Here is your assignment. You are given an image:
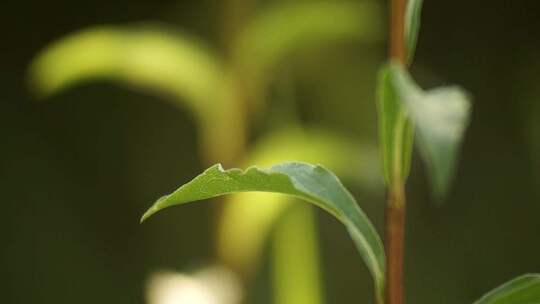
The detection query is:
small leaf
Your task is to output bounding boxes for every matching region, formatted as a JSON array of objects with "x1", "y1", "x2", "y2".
[
  {"x1": 405, "y1": 0, "x2": 424, "y2": 64},
  {"x1": 389, "y1": 63, "x2": 471, "y2": 198},
  {"x1": 473, "y1": 274, "x2": 540, "y2": 304},
  {"x1": 142, "y1": 162, "x2": 386, "y2": 303},
  {"x1": 376, "y1": 64, "x2": 415, "y2": 186}
]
